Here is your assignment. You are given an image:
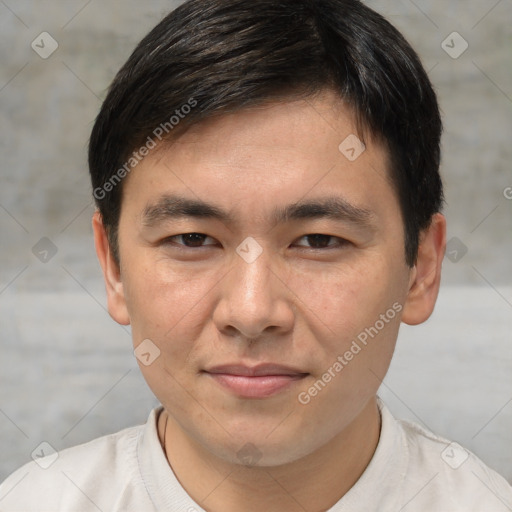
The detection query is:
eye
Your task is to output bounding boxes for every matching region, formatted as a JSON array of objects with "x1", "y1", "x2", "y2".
[
  {"x1": 293, "y1": 234, "x2": 350, "y2": 250},
  {"x1": 162, "y1": 233, "x2": 349, "y2": 251},
  {"x1": 163, "y1": 233, "x2": 218, "y2": 248}
]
